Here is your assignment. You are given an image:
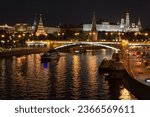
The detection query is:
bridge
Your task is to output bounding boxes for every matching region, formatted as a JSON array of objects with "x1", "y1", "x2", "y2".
[
  {"x1": 26, "y1": 41, "x2": 121, "y2": 51},
  {"x1": 26, "y1": 40, "x2": 150, "y2": 51},
  {"x1": 53, "y1": 41, "x2": 120, "y2": 51}
]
